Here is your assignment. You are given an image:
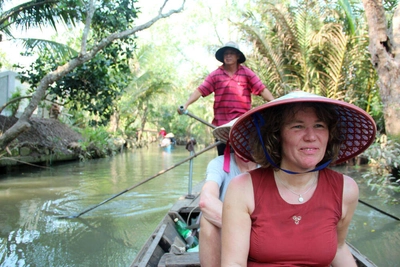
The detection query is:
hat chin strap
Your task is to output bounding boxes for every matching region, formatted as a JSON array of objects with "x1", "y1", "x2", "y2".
[
  {"x1": 252, "y1": 113, "x2": 332, "y2": 175},
  {"x1": 223, "y1": 141, "x2": 231, "y2": 173}
]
